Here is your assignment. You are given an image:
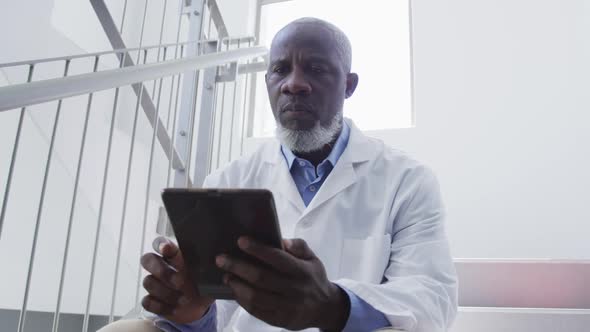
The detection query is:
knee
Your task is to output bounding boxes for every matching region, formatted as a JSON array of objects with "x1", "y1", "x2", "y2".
[{"x1": 98, "y1": 319, "x2": 161, "y2": 332}]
